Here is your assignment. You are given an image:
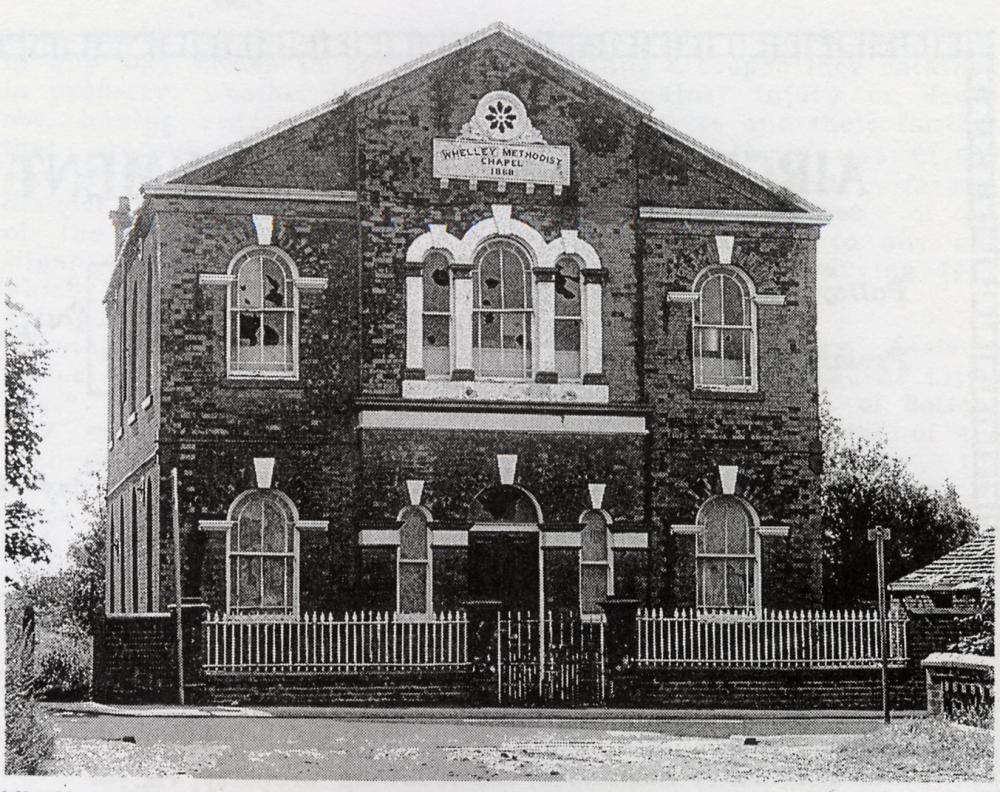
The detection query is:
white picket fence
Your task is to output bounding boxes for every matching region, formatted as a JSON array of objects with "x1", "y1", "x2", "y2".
[
  {"x1": 203, "y1": 611, "x2": 469, "y2": 674},
  {"x1": 636, "y1": 608, "x2": 908, "y2": 668}
]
